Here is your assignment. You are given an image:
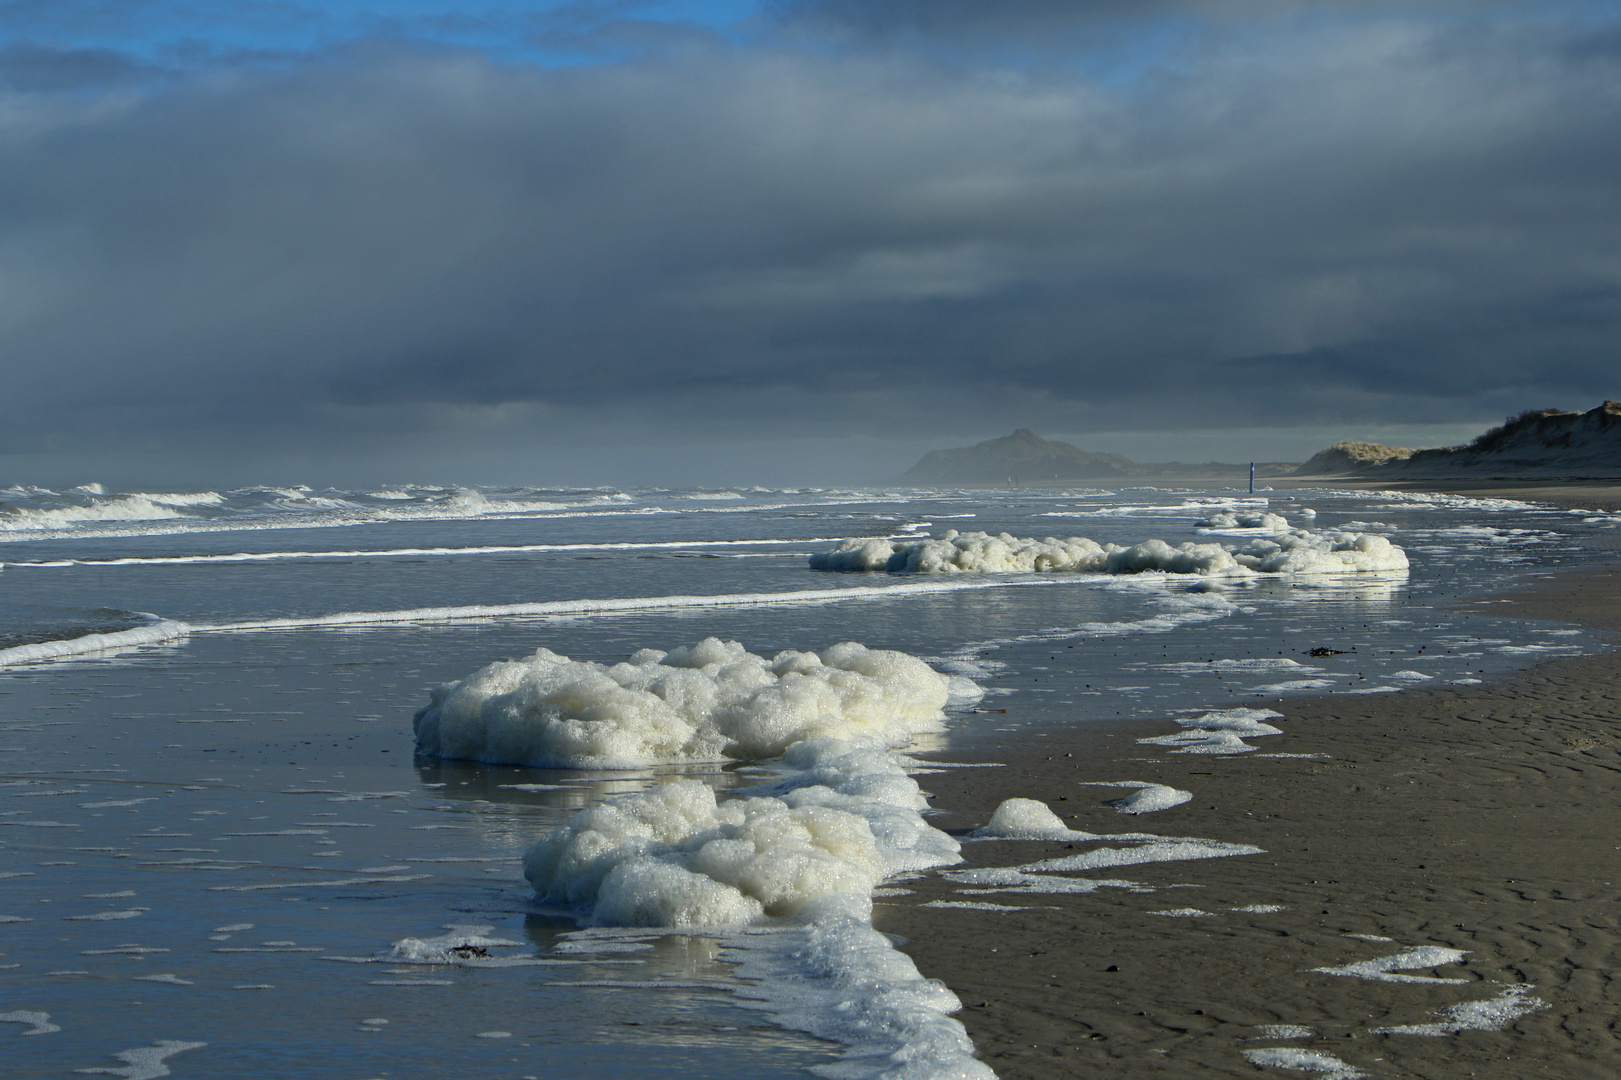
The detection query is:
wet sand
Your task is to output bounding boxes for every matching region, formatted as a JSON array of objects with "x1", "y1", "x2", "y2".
[{"x1": 882, "y1": 533, "x2": 1621, "y2": 1077}]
